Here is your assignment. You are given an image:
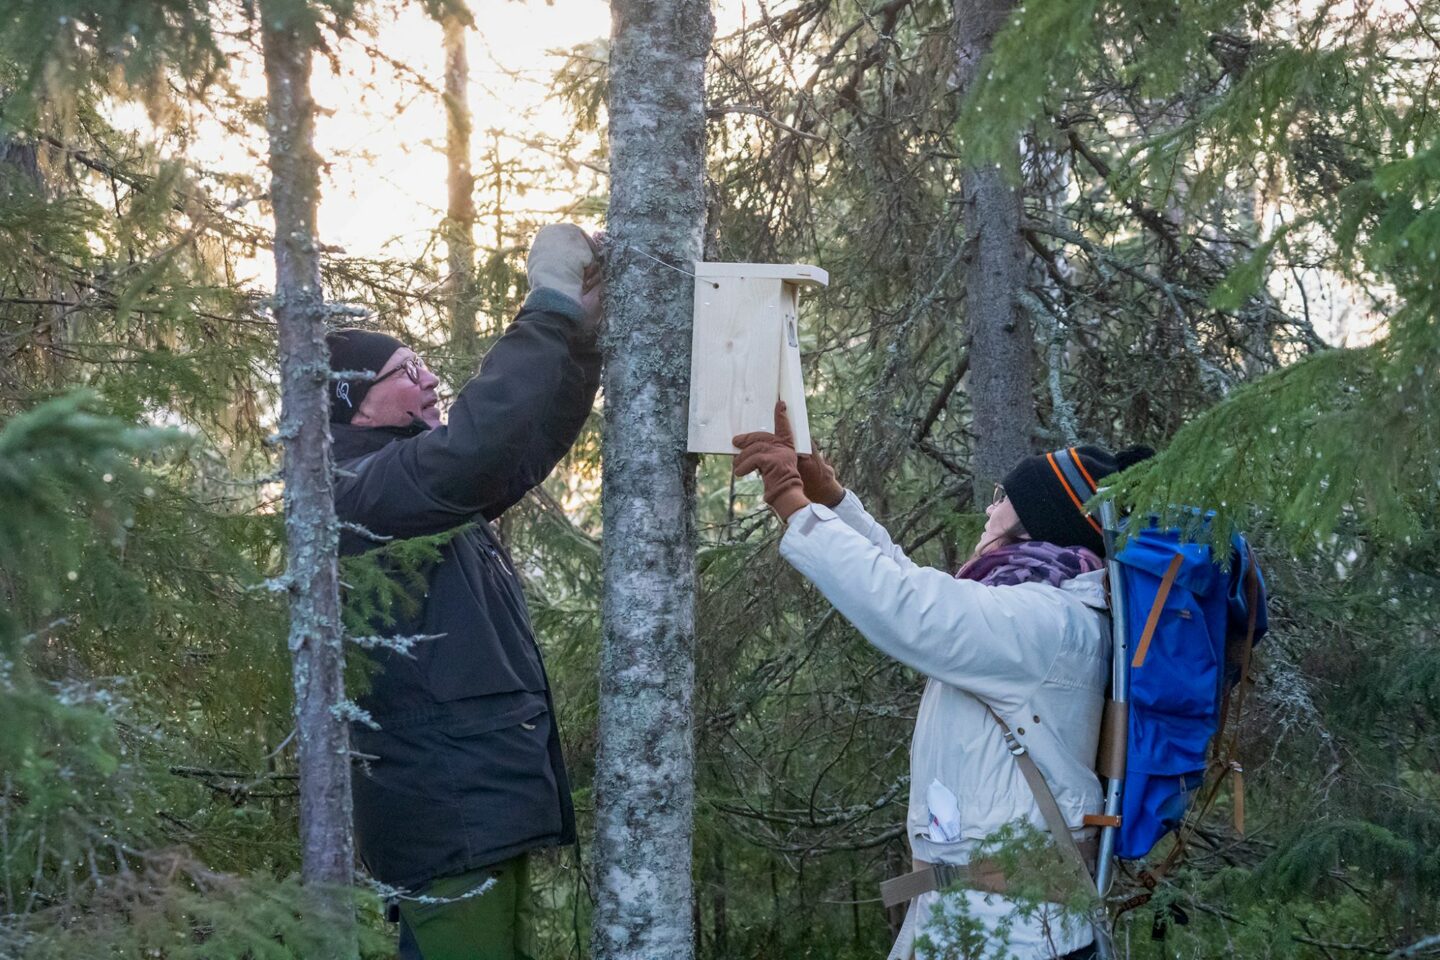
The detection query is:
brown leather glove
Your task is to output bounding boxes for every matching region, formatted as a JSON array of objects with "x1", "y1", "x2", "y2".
[
  {"x1": 732, "y1": 402, "x2": 809, "y2": 521},
  {"x1": 797, "y1": 446, "x2": 845, "y2": 508}
]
